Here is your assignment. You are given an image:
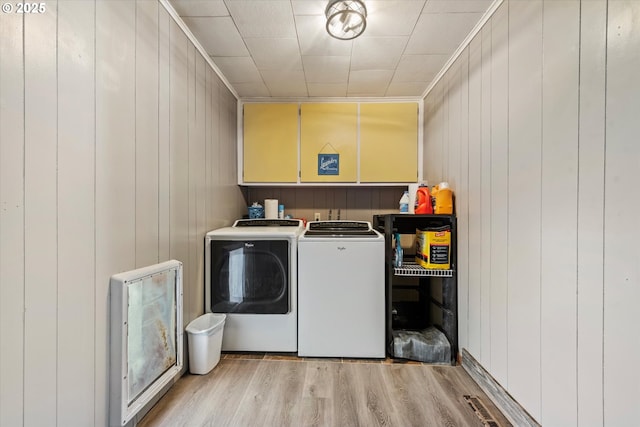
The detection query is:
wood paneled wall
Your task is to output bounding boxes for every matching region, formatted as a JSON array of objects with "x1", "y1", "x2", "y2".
[
  {"x1": 0, "y1": 1, "x2": 245, "y2": 426},
  {"x1": 424, "y1": 0, "x2": 639, "y2": 425}
]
